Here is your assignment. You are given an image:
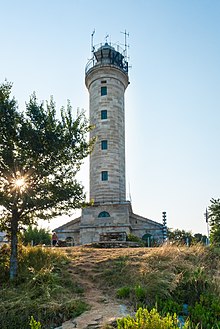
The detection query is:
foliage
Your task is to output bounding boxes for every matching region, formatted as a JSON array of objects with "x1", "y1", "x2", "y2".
[
  {"x1": 0, "y1": 81, "x2": 93, "y2": 279},
  {"x1": 126, "y1": 233, "x2": 144, "y2": 245},
  {"x1": 117, "y1": 286, "x2": 131, "y2": 299},
  {"x1": 191, "y1": 294, "x2": 220, "y2": 328},
  {"x1": 93, "y1": 245, "x2": 220, "y2": 328},
  {"x1": 117, "y1": 307, "x2": 191, "y2": 329},
  {"x1": 29, "y1": 316, "x2": 41, "y2": 329},
  {"x1": 0, "y1": 245, "x2": 88, "y2": 329},
  {"x1": 0, "y1": 243, "x2": 10, "y2": 282},
  {"x1": 22, "y1": 225, "x2": 51, "y2": 246},
  {"x1": 208, "y1": 198, "x2": 220, "y2": 246},
  {"x1": 168, "y1": 229, "x2": 208, "y2": 246}
]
